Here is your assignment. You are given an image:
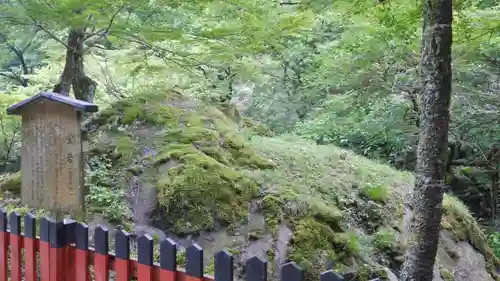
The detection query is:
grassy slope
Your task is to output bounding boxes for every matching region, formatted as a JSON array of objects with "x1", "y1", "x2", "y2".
[{"x1": 245, "y1": 136, "x2": 500, "y2": 280}]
